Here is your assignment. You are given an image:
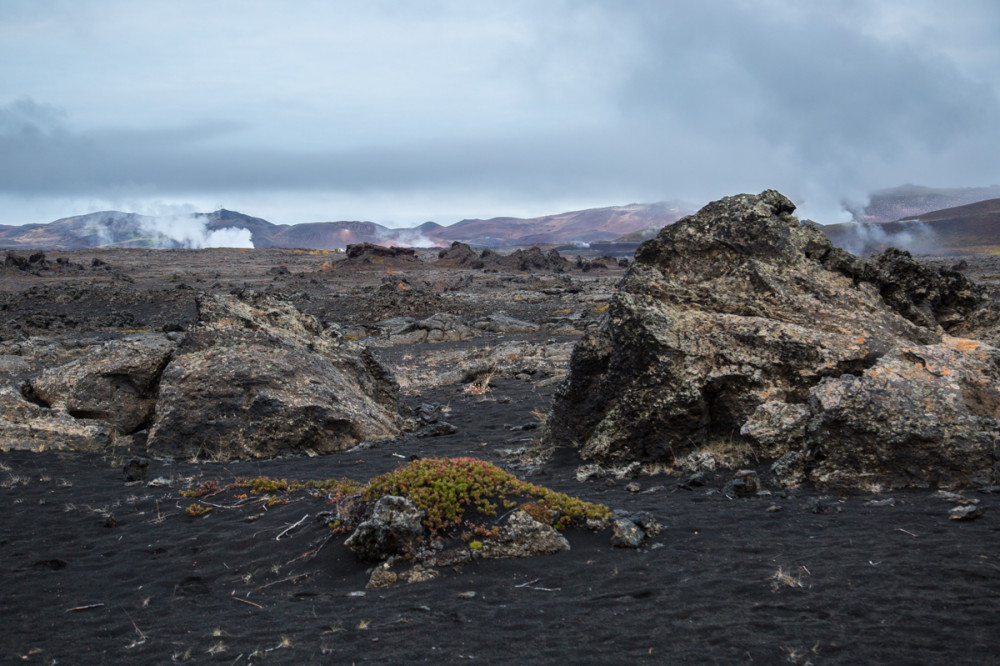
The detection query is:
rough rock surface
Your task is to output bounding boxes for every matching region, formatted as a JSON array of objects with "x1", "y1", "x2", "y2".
[
  {"x1": 0, "y1": 386, "x2": 114, "y2": 452},
  {"x1": 435, "y1": 242, "x2": 485, "y2": 269},
  {"x1": 339, "y1": 243, "x2": 423, "y2": 269},
  {"x1": 387, "y1": 313, "x2": 478, "y2": 345},
  {"x1": 478, "y1": 510, "x2": 570, "y2": 559},
  {"x1": 146, "y1": 290, "x2": 400, "y2": 459},
  {"x1": 361, "y1": 281, "x2": 448, "y2": 322},
  {"x1": 345, "y1": 495, "x2": 426, "y2": 561},
  {"x1": 546, "y1": 190, "x2": 1000, "y2": 489},
  {"x1": 784, "y1": 337, "x2": 1000, "y2": 489},
  {"x1": 481, "y1": 247, "x2": 570, "y2": 272},
  {"x1": 29, "y1": 335, "x2": 175, "y2": 434}
]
